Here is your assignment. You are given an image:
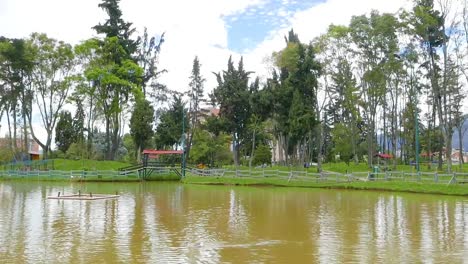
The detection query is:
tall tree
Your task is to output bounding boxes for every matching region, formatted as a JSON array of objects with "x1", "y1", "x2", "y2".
[
  {"x1": 186, "y1": 56, "x2": 205, "y2": 161},
  {"x1": 271, "y1": 29, "x2": 320, "y2": 165},
  {"x1": 212, "y1": 56, "x2": 252, "y2": 166},
  {"x1": 93, "y1": 0, "x2": 138, "y2": 58},
  {"x1": 74, "y1": 38, "x2": 102, "y2": 158},
  {"x1": 130, "y1": 90, "x2": 154, "y2": 161},
  {"x1": 0, "y1": 37, "x2": 34, "y2": 154},
  {"x1": 55, "y1": 111, "x2": 75, "y2": 153},
  {"x1": 349, "y1": 11, "x2": 400, "y2": 167},
  {"x1": 154, "y1": 95, "x2": 187, "y2": 150},
  {"x1": 27, "y1": 33, "x2": 75, "y2": 158},
  {"x1": 136, "y1": 28, "x2": 166, "y2": 98},
  {"x1": 84, "y1": 37, "x2": 143, "y2": 160}
]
